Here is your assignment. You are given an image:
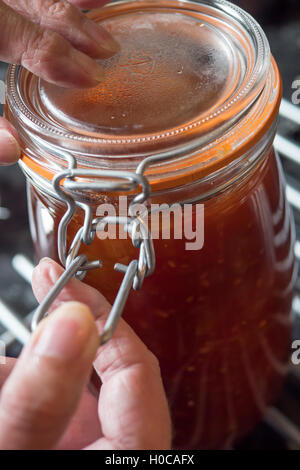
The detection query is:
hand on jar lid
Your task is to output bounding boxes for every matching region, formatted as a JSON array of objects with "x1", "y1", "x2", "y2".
[{"x1": 0, "y1": 0, "x2": 120, "y2": 165}]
